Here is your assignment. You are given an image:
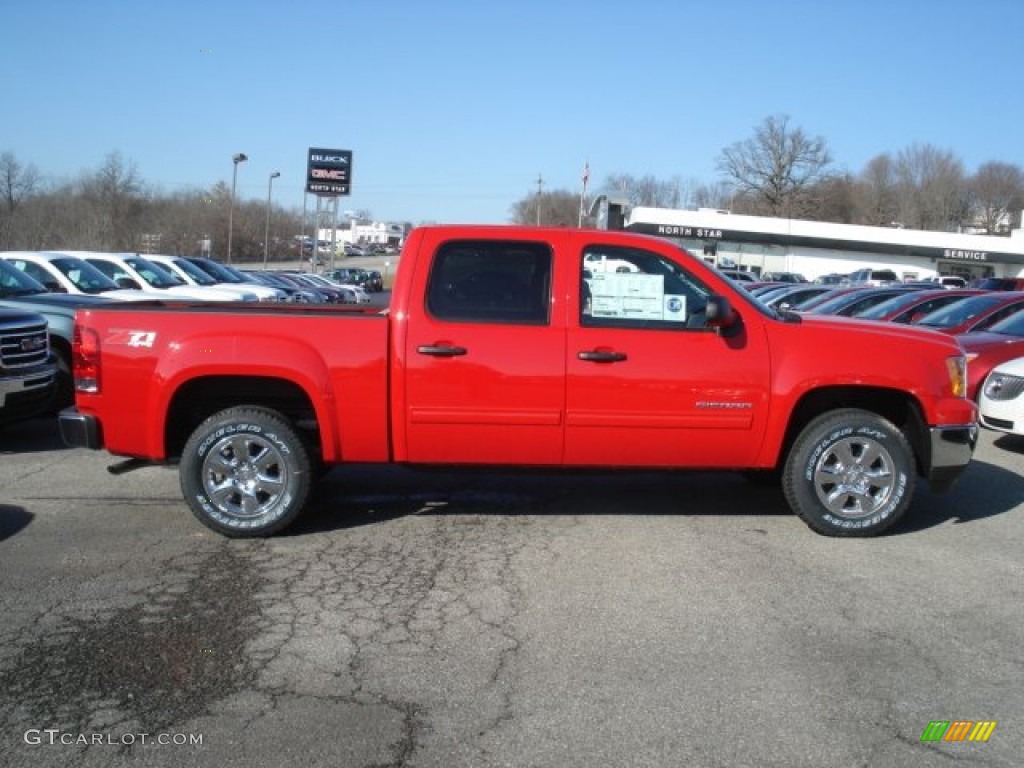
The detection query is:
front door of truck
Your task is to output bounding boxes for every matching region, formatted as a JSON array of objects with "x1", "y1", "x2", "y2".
[
  {"x1": 402, "y1": 236, "x2": 565, "y2": 464},
  {"x1": 566, "y1": 241, "x2": 771, "y2": 467}
]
